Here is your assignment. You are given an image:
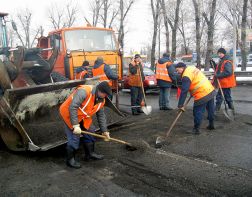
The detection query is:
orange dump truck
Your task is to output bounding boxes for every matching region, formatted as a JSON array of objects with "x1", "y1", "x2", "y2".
[{"x1": 37, "y1": 26, "x2": 123, "y2": 89}]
